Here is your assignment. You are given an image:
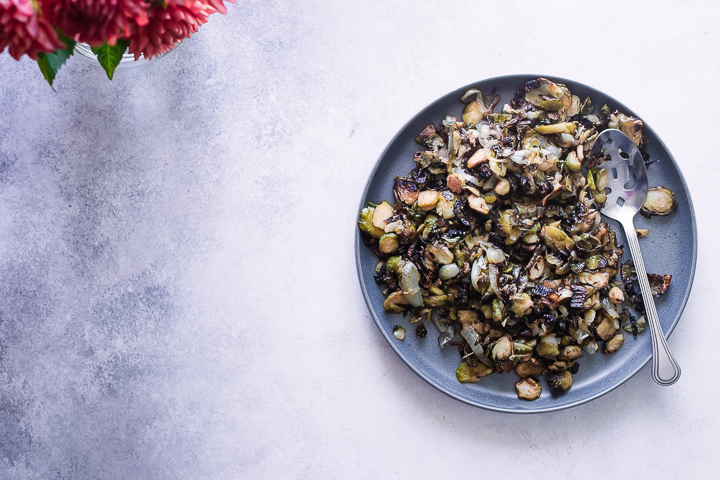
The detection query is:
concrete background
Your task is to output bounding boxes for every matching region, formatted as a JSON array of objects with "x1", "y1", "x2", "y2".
[{"x1": 0, "y1": 1, "x2": 717, "y2": 478}]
